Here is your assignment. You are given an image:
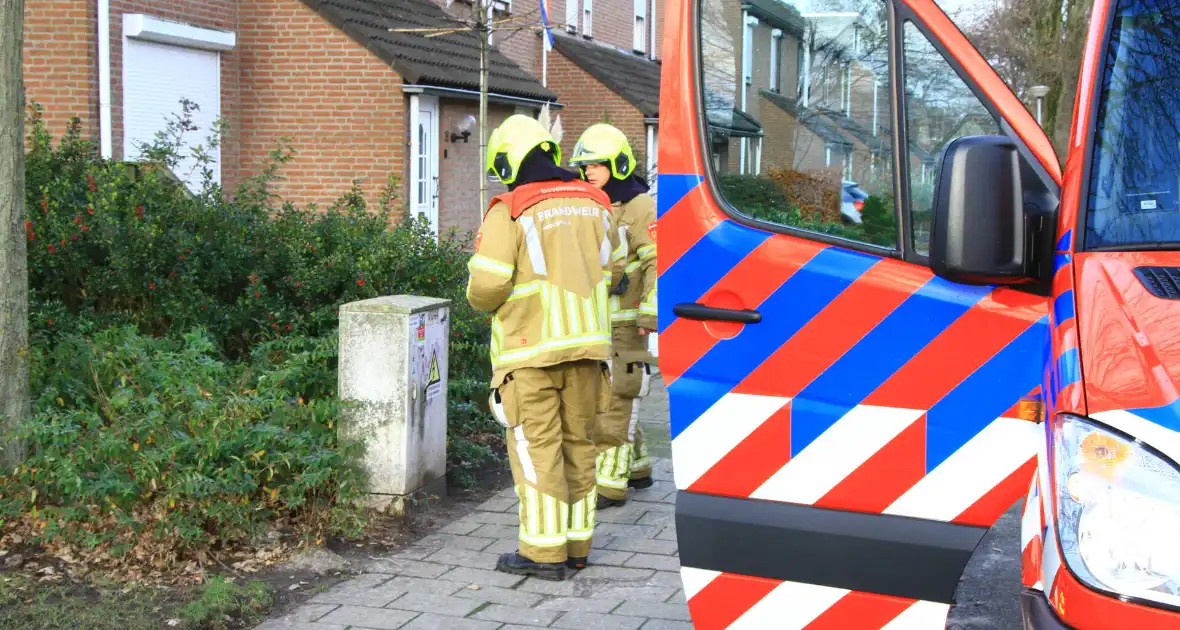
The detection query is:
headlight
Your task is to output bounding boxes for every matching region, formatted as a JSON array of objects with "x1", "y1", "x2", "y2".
[{"x1": 1053, "y1": 414, "x2": 1180, "y2": 608}]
